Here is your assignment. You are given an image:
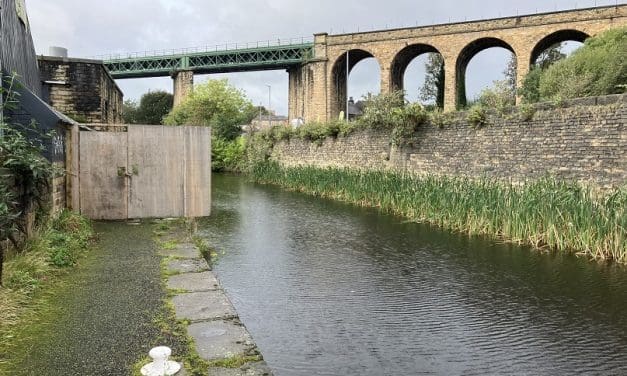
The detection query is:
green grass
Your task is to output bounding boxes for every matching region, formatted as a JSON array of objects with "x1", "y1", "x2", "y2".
[
  {"x1": 0, "y1": 211, "x2": 94, "y2": 356},
  {"x1": 207, "y1": 355, "x2": 262, "y2": 368},
  {"x1": 250, "y1": 162, "x2": 626, "y2": 263}
]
